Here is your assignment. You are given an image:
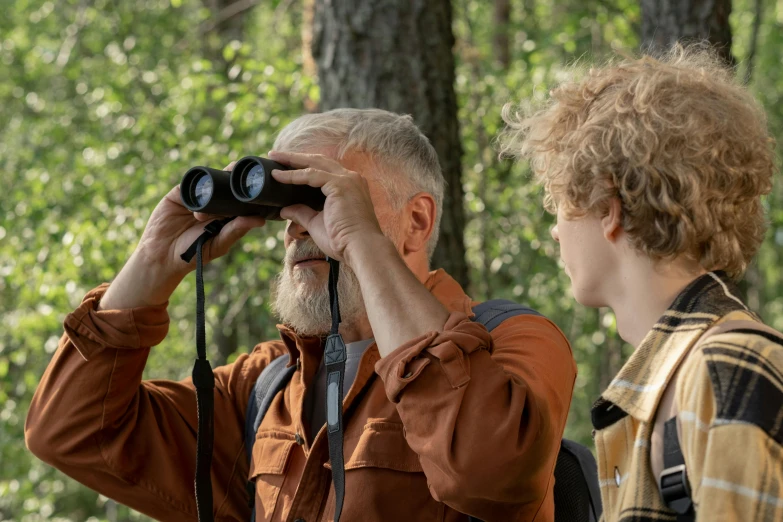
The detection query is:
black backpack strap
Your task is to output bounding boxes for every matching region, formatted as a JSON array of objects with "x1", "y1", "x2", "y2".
[
  {"x1": 660, "y1": 417, "x2": 695, "y2": 521},
  {"x1": 558, "y1": 439, "x2": 603, "y2": 522},
  {"x1": 244, "y1": 353, "x2": 295, "y2": 520},
  {"x1": 471, "y1": 299, "x2": 542, "y2": 331}
]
